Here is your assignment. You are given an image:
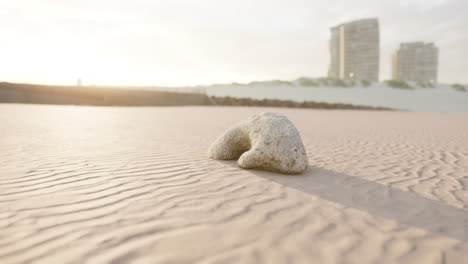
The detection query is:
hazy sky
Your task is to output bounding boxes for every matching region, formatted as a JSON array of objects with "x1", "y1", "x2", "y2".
[{"x1": 1, "y1": 0, "x2": 467, "y2": 86}]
